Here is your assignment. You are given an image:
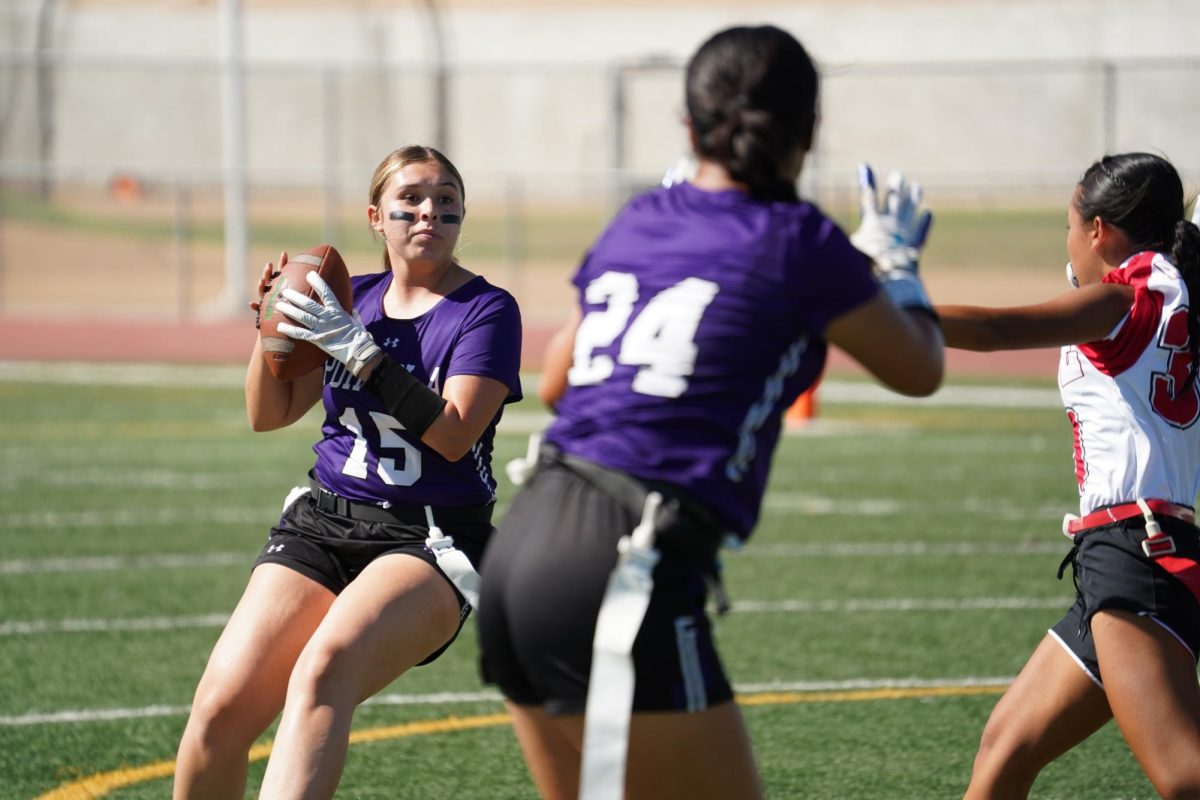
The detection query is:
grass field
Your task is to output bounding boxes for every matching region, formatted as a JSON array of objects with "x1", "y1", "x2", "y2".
[{"x1": 0, "y1": 365, "x2": 1163, "y2": 799}]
